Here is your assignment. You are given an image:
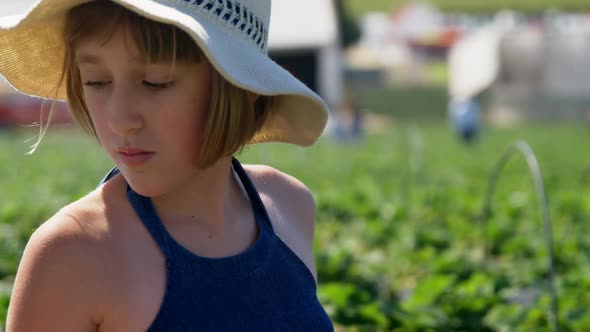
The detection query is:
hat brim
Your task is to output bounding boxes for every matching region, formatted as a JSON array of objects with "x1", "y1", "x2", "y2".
[{"x1": 0, "y1": 0, "x2": 328, "y2": 146}]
